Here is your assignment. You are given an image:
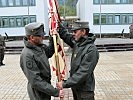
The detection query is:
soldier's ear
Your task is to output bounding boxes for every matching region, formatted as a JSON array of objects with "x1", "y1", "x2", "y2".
[
  {"x1": 81, "y1": 29, "x2": 86, "y2": 35},
  {"x1": 29, "y1": 35, "x2": 34, "y2": 40}
]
